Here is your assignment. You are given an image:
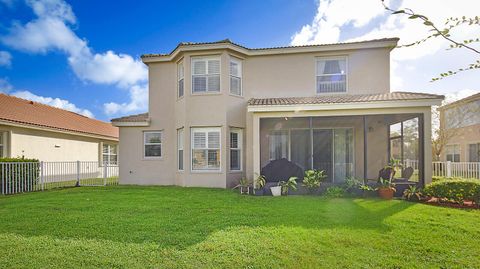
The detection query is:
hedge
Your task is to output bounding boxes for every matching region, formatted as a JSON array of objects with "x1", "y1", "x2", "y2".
[
  {"x1": 424, "y1": 179, "x2": 480, "y2": 205},
  {"x1": 0, "y1": 158, "x2": 40, "y2": 192}
]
